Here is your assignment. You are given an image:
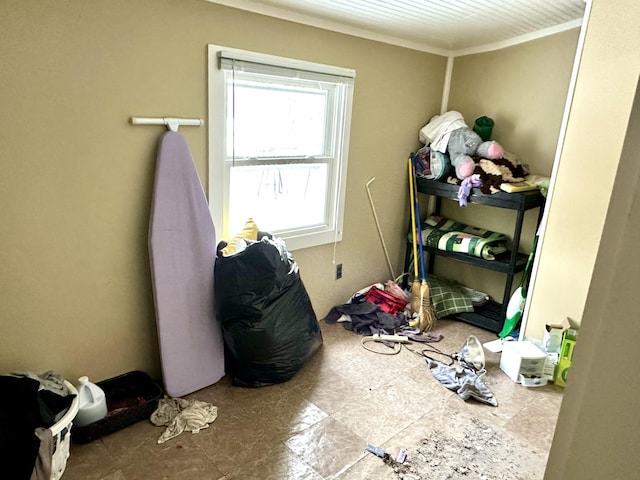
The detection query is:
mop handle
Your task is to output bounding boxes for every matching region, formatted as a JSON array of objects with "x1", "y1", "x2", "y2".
[
  {"x1": 366, "y1": 177, "x2": 395, "y2": 280},
  {"x1": 408, "y1": 158, "x2": 419, "y2": 278},
  {"x1": 522, "y1": 234, "x2": 540, "y2": 294}
]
